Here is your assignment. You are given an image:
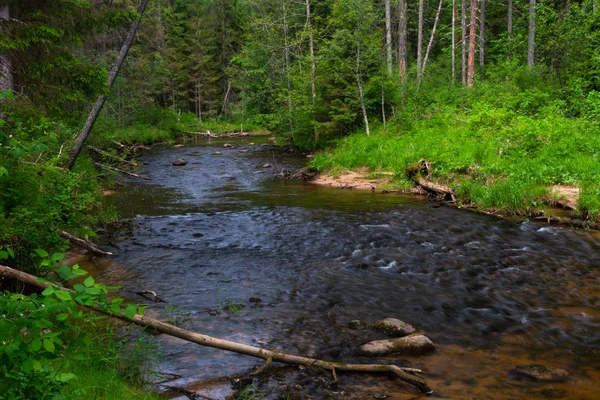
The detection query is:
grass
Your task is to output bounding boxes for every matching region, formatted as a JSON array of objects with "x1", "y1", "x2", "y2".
[{"x1": 311, "y1": 84, "x2": 600, "y2": 218}]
